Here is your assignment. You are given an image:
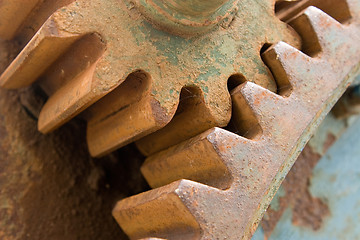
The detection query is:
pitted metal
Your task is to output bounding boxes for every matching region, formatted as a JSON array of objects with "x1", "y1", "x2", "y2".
[
  {"x1": 133, "y1": 0, "x2": 240, "y2": 36},
  {"x1": 0, "y1": 0, "x2": 299, "y2": 157},
  {"x1": 113, "y1": 2, "x2": 360, "y2": 239},
  {"x1": 0, "y1": 0, "x2": 359, "y2": 239}
]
